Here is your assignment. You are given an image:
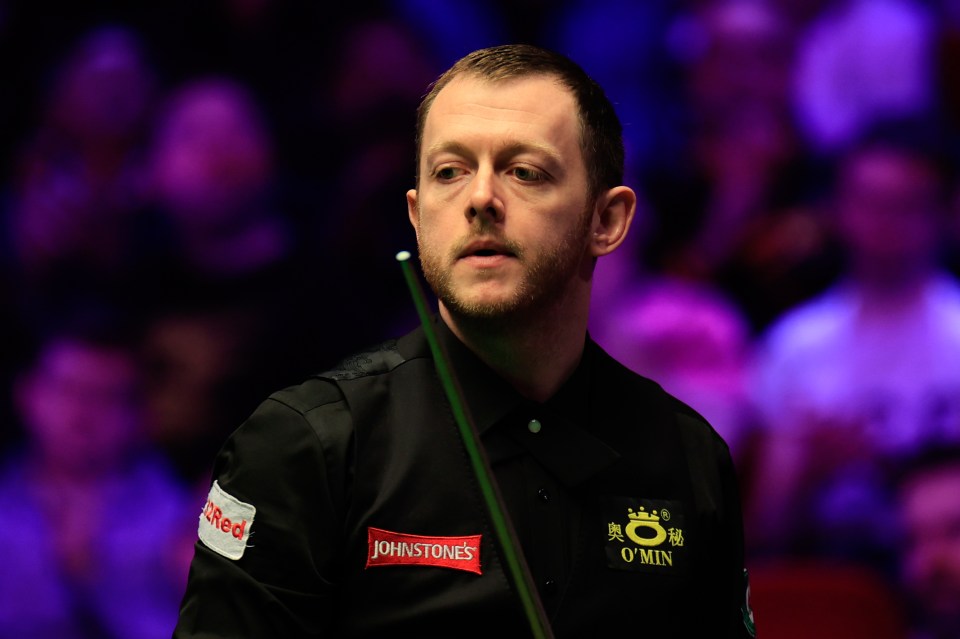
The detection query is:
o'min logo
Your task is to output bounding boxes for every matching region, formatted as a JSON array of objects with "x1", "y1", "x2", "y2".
[{"x1": 602, "y1": 498, "x2": 687, "y2": 573}]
